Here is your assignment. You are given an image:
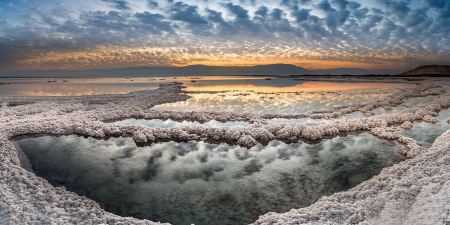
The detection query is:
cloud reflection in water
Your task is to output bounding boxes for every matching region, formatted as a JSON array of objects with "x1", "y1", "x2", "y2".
[{"x1": 16, "y1": 133, "x2": 404, "y2": 225}]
